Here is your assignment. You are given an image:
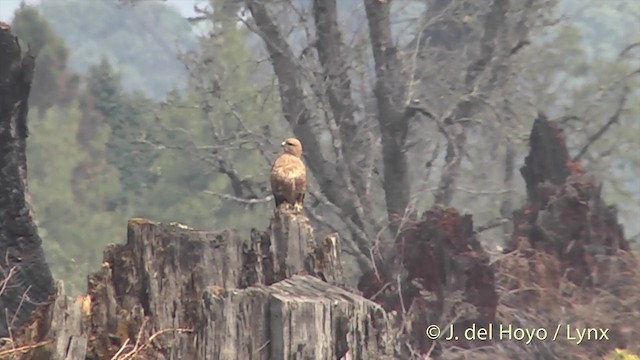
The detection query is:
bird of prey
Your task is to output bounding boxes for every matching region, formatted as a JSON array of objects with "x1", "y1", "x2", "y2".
[{"x1": 270, "y1": 138, "x2": 306, "y2": 212}]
